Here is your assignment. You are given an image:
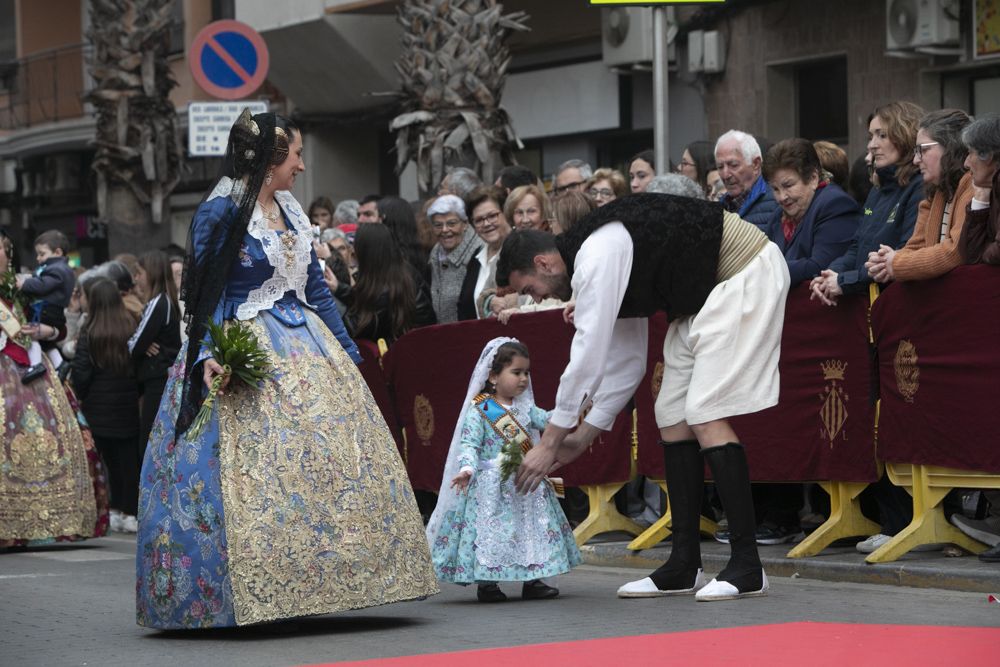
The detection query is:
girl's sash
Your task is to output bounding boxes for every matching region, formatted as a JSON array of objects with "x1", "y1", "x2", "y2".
[{"x1": 473, "y1": 393, "x2": 564, "y2": 497}]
